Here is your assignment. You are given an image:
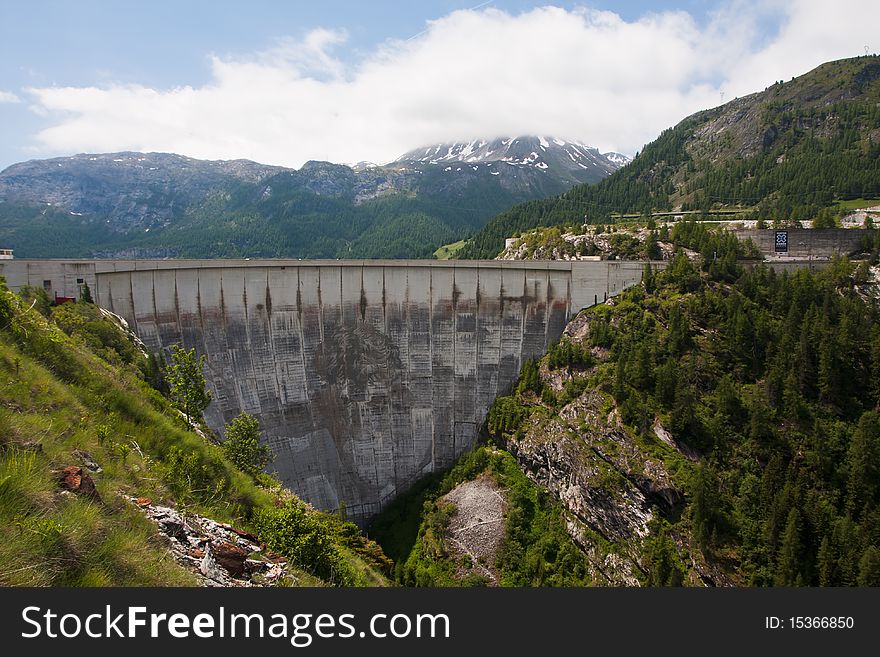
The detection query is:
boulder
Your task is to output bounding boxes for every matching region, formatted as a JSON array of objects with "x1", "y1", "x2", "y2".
[
  {"x1": 55, "y1": 466, "x2": 101, "y2": 502},
  {"x1": 211, "y1": 541, "x2": 248, "y2": 577}
]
